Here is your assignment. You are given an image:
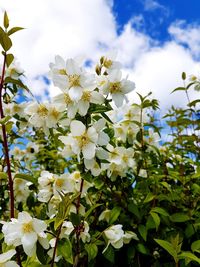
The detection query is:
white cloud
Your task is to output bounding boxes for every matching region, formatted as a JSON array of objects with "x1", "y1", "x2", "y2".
[
  {"x1": 169, "y1": 20, "x2": 200, "y2": 58},
  {"x1": 143, "y1": 0, "x2": 167, "y2": 13},
  {"x1": 129, "y1": 42, "x2": 199, "y2": 109},
  {"x1": 0, "y1": 0, "x2": 199, "y2": 109}
]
